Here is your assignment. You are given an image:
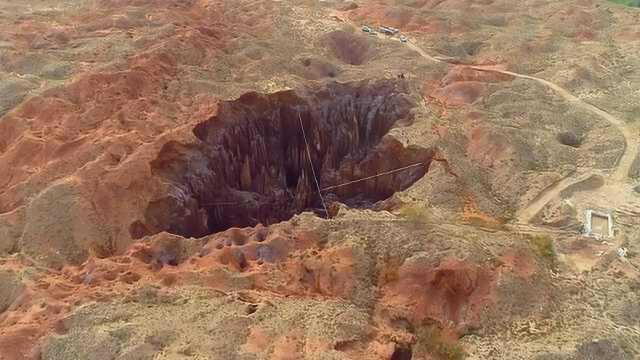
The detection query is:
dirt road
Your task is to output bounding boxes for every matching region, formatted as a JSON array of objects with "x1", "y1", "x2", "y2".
[{"x1": 402, "y1": 37, "x2": 638, "y2": 223}]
